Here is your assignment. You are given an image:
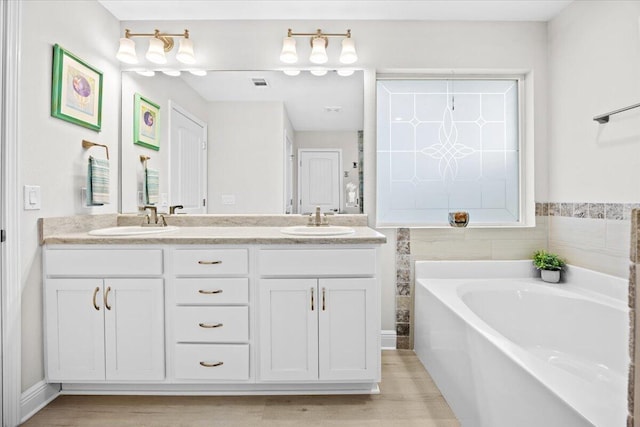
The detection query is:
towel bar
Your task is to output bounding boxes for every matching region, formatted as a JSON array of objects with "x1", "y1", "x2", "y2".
[{"x1": 82, "y1": 140, "x2": 109, "y2": 160}]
